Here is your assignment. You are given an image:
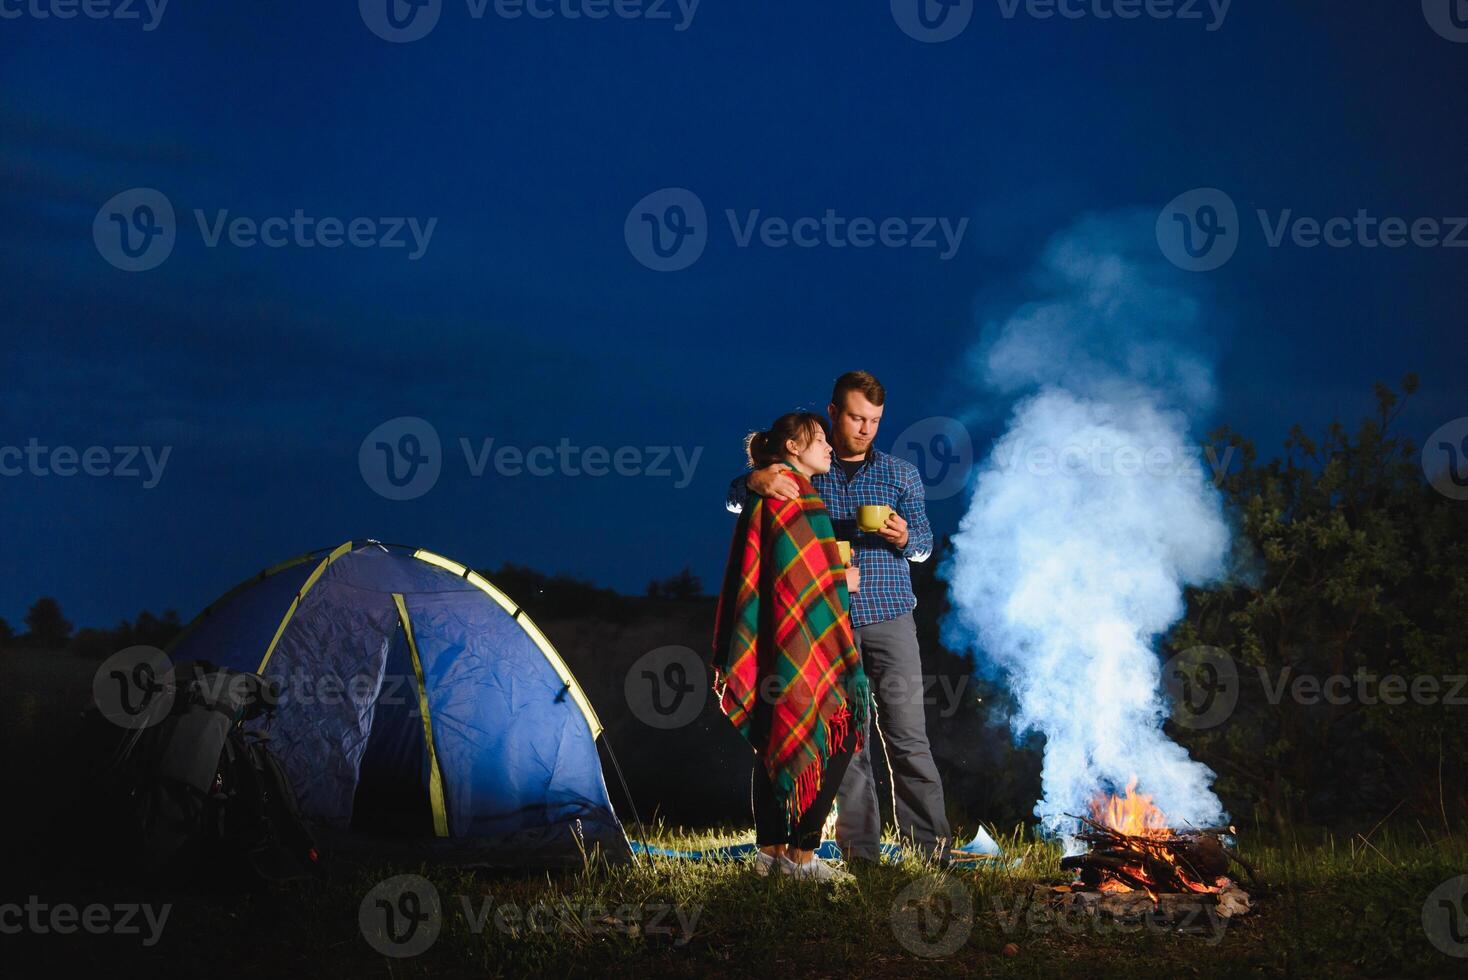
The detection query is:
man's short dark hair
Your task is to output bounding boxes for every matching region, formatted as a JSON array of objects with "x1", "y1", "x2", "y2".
[{"x1": 831, "y1": 371, "x2": 886, "y2": 411}]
